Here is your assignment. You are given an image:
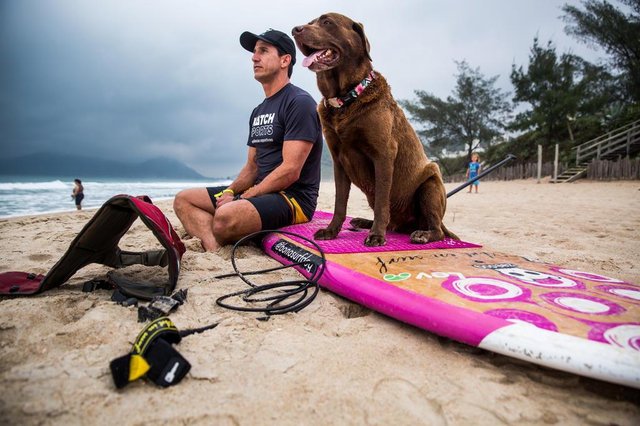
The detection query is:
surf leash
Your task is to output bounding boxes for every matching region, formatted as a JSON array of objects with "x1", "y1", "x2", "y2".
[
  {"x1": 84, "y1": 280, "x2": 190, "y2": 322},
  {"x1": 137, "y1": 289, "x2": 189, "y2": 322},
  {"x1": 215, "y1": 230, "x2": 326, "y2": 317},
  {"x1": 110, "y1": 316, "x2": 218, "y2": 389},
  {"x1": 446, "y1": 153, "x2": 517, "y2": 198}
]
